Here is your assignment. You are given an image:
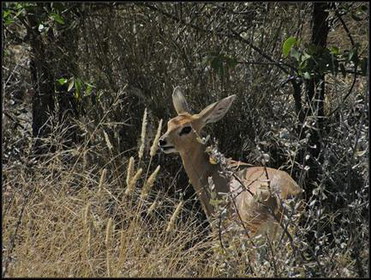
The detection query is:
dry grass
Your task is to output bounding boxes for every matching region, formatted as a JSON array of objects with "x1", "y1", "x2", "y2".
[
  {"x1": 2, "y1": 148, "x2": 212, "y2": 277},
  {"x1": 2, "y1": 110, "x2": 213, "y2": 277},
  {"x1": 2, "y1": 110, "x2": 367, "y2": 278}
]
